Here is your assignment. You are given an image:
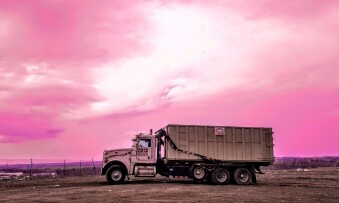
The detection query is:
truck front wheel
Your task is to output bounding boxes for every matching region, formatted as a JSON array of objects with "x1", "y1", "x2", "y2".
[
  {"x1": 106, "y1": 165, "x2": 126, "y2": 184},
  {"x1": 233, "y1": 168, "x2": 253, "y2": 185},
  {"x1": 211, "y1": 168, "x2": 231, "y2": 185}
]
